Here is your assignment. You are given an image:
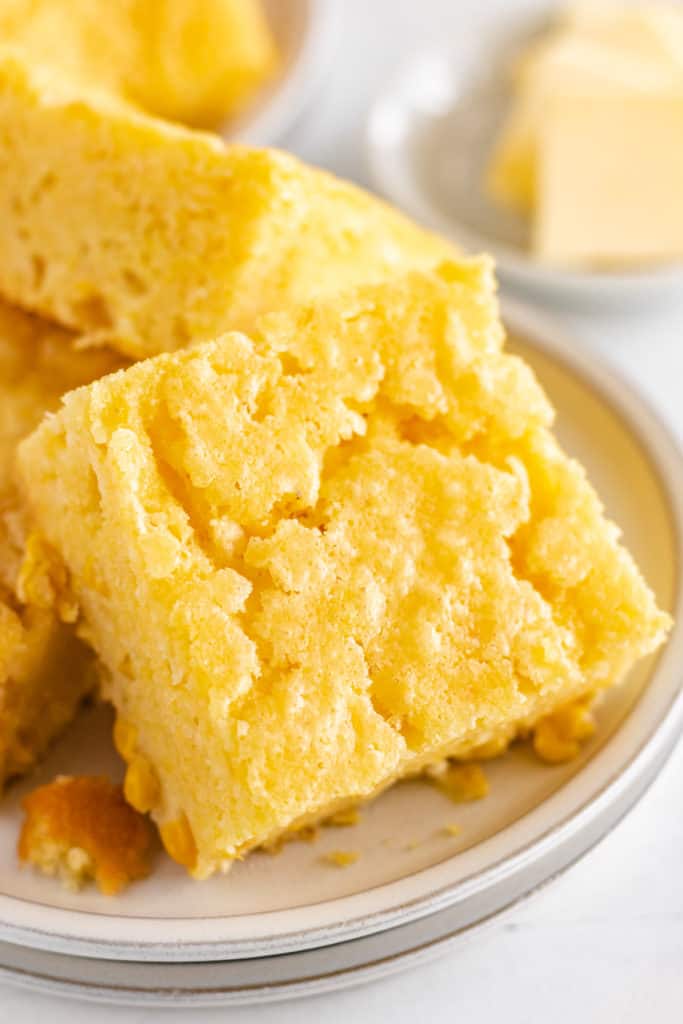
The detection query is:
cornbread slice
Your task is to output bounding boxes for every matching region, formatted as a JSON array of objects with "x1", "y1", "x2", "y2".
[
  {"x1": 0, "y1": 301, "x2": 123, "y2": 784},
  {"x1": 0, "y1": 0, "x2": 277, "y2": 128},
  {"x1": 18, "y1": 260, "x2": 669, "y2": 878},
  {"x1": 0, "y1": 53, "x2": 452, "y2": 361},
  {"x1": 19, "y1": 775, "x2": 155, "y2": 894}
]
